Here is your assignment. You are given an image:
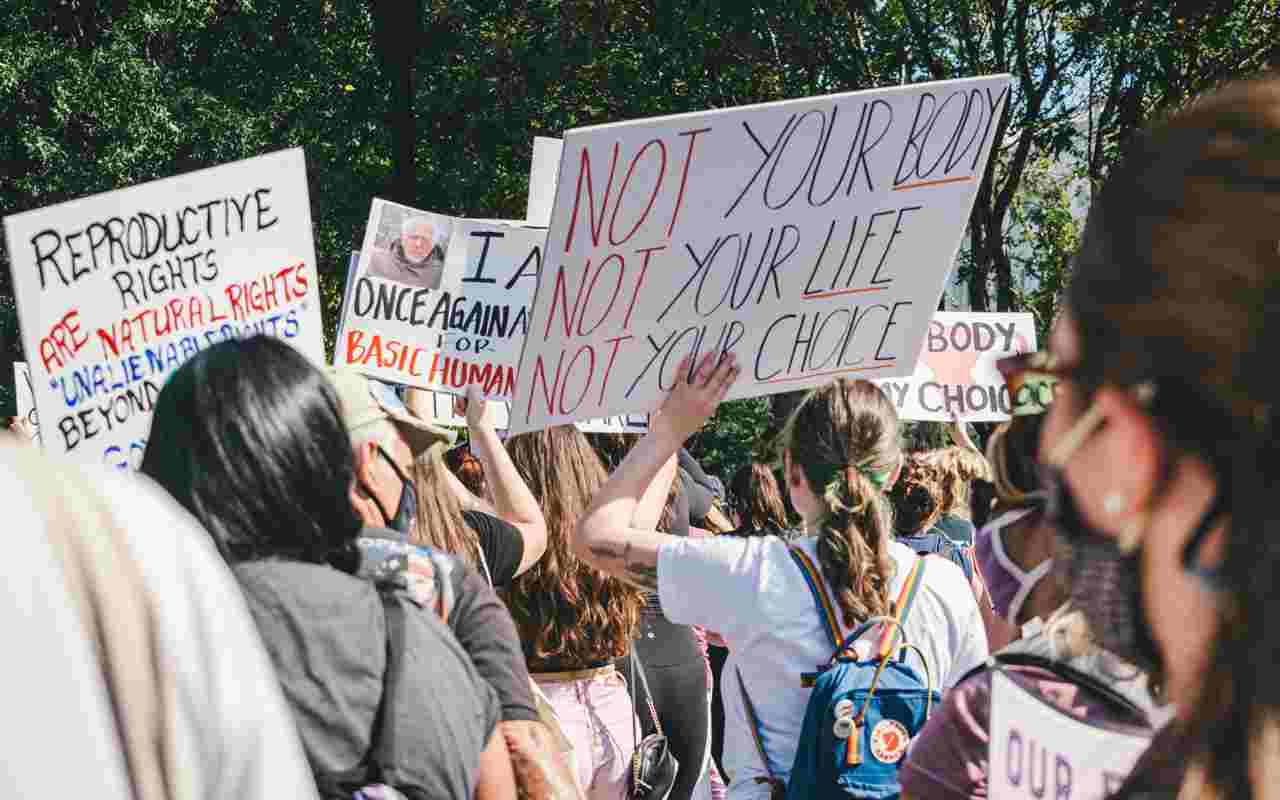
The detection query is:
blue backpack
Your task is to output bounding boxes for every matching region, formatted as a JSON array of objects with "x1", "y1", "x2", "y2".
[{"x1": 739, "y1": 548, "x2": 940, "y2": 800}]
